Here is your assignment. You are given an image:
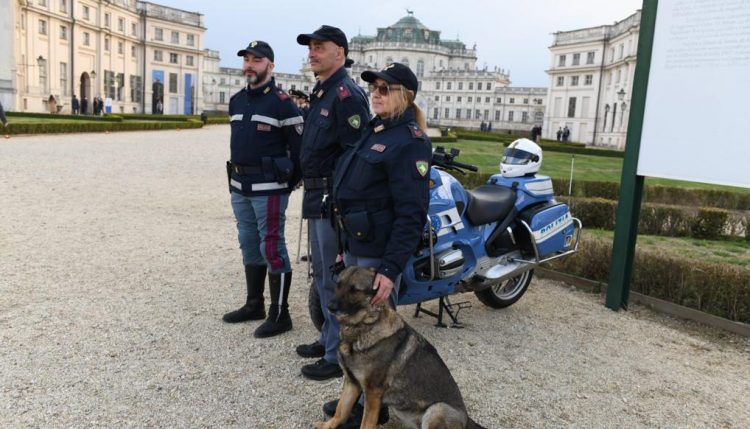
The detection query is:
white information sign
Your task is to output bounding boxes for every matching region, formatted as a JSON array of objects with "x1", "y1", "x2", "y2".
[{"x1": 637, "y1": 0, "x2": 750, "y2": 188}]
